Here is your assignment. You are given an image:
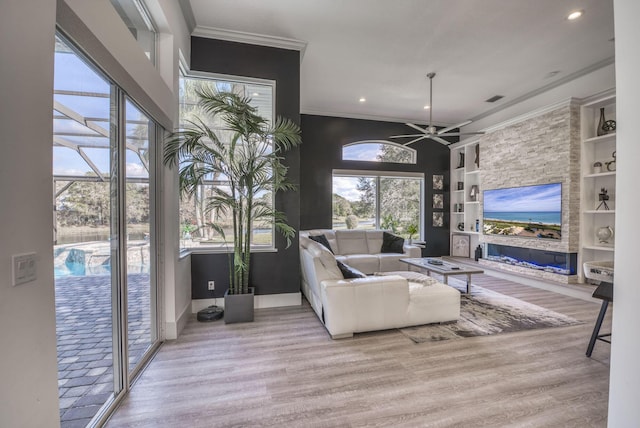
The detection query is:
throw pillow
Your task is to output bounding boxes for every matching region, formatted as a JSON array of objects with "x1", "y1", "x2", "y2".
[
  {"x1": 309, "y1": 234, "x2": 334, "y2": 254},
  {"x1": 381, "y1": 231, "x2": 405, "y2": 254},
  {"x1": 336, "y1": 260, "x2": 366, "y2": 279}
]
